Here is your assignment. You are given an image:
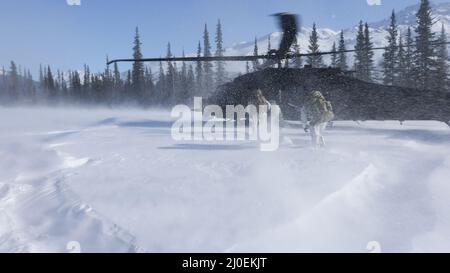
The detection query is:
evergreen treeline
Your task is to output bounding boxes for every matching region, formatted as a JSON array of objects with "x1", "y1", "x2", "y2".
[
  {"x1": 0, "y1": 0, "x2": 449, "y2": 108},
  {"x1": 0, "y1": 21, "x2": 228, "y2": 107},
  {"x1": 380, "y1": 0, "x2": 449, "y2": 90},
  {"x1": 316, "y1": 0, "x2": 448, "y2": 90}
]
